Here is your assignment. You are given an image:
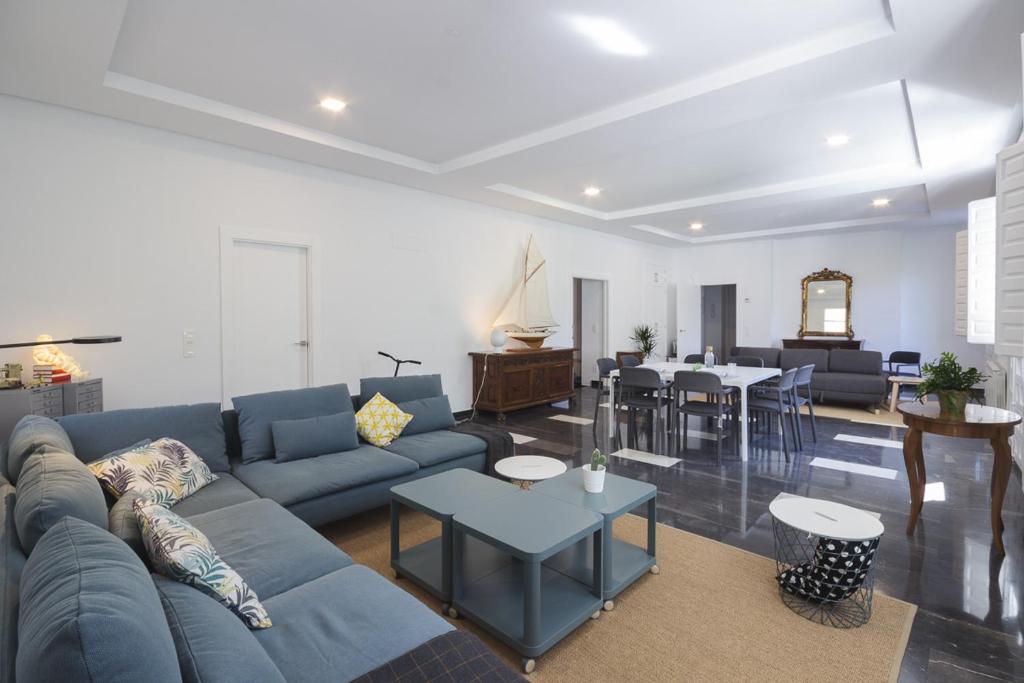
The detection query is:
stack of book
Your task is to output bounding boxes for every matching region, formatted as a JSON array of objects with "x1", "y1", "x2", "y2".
[{"x1": 32, "y1": 365, "x2": 71, "y2": 385}]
